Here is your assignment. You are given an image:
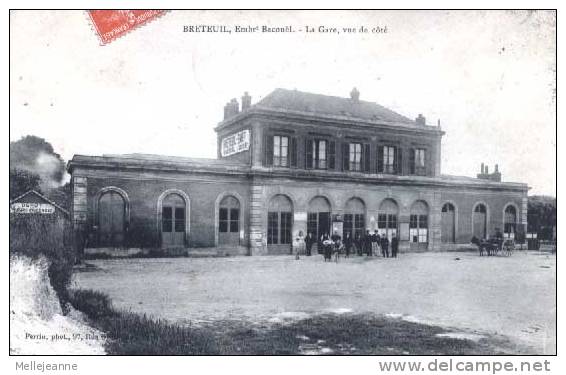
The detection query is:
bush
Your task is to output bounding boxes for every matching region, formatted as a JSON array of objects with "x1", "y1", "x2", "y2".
[
  {"x1": 10, "y1": 213, "x2": 75, "y2": 312},
  {"x1": 69, "y1": 289, "x2": 215, "y2": 355}
]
